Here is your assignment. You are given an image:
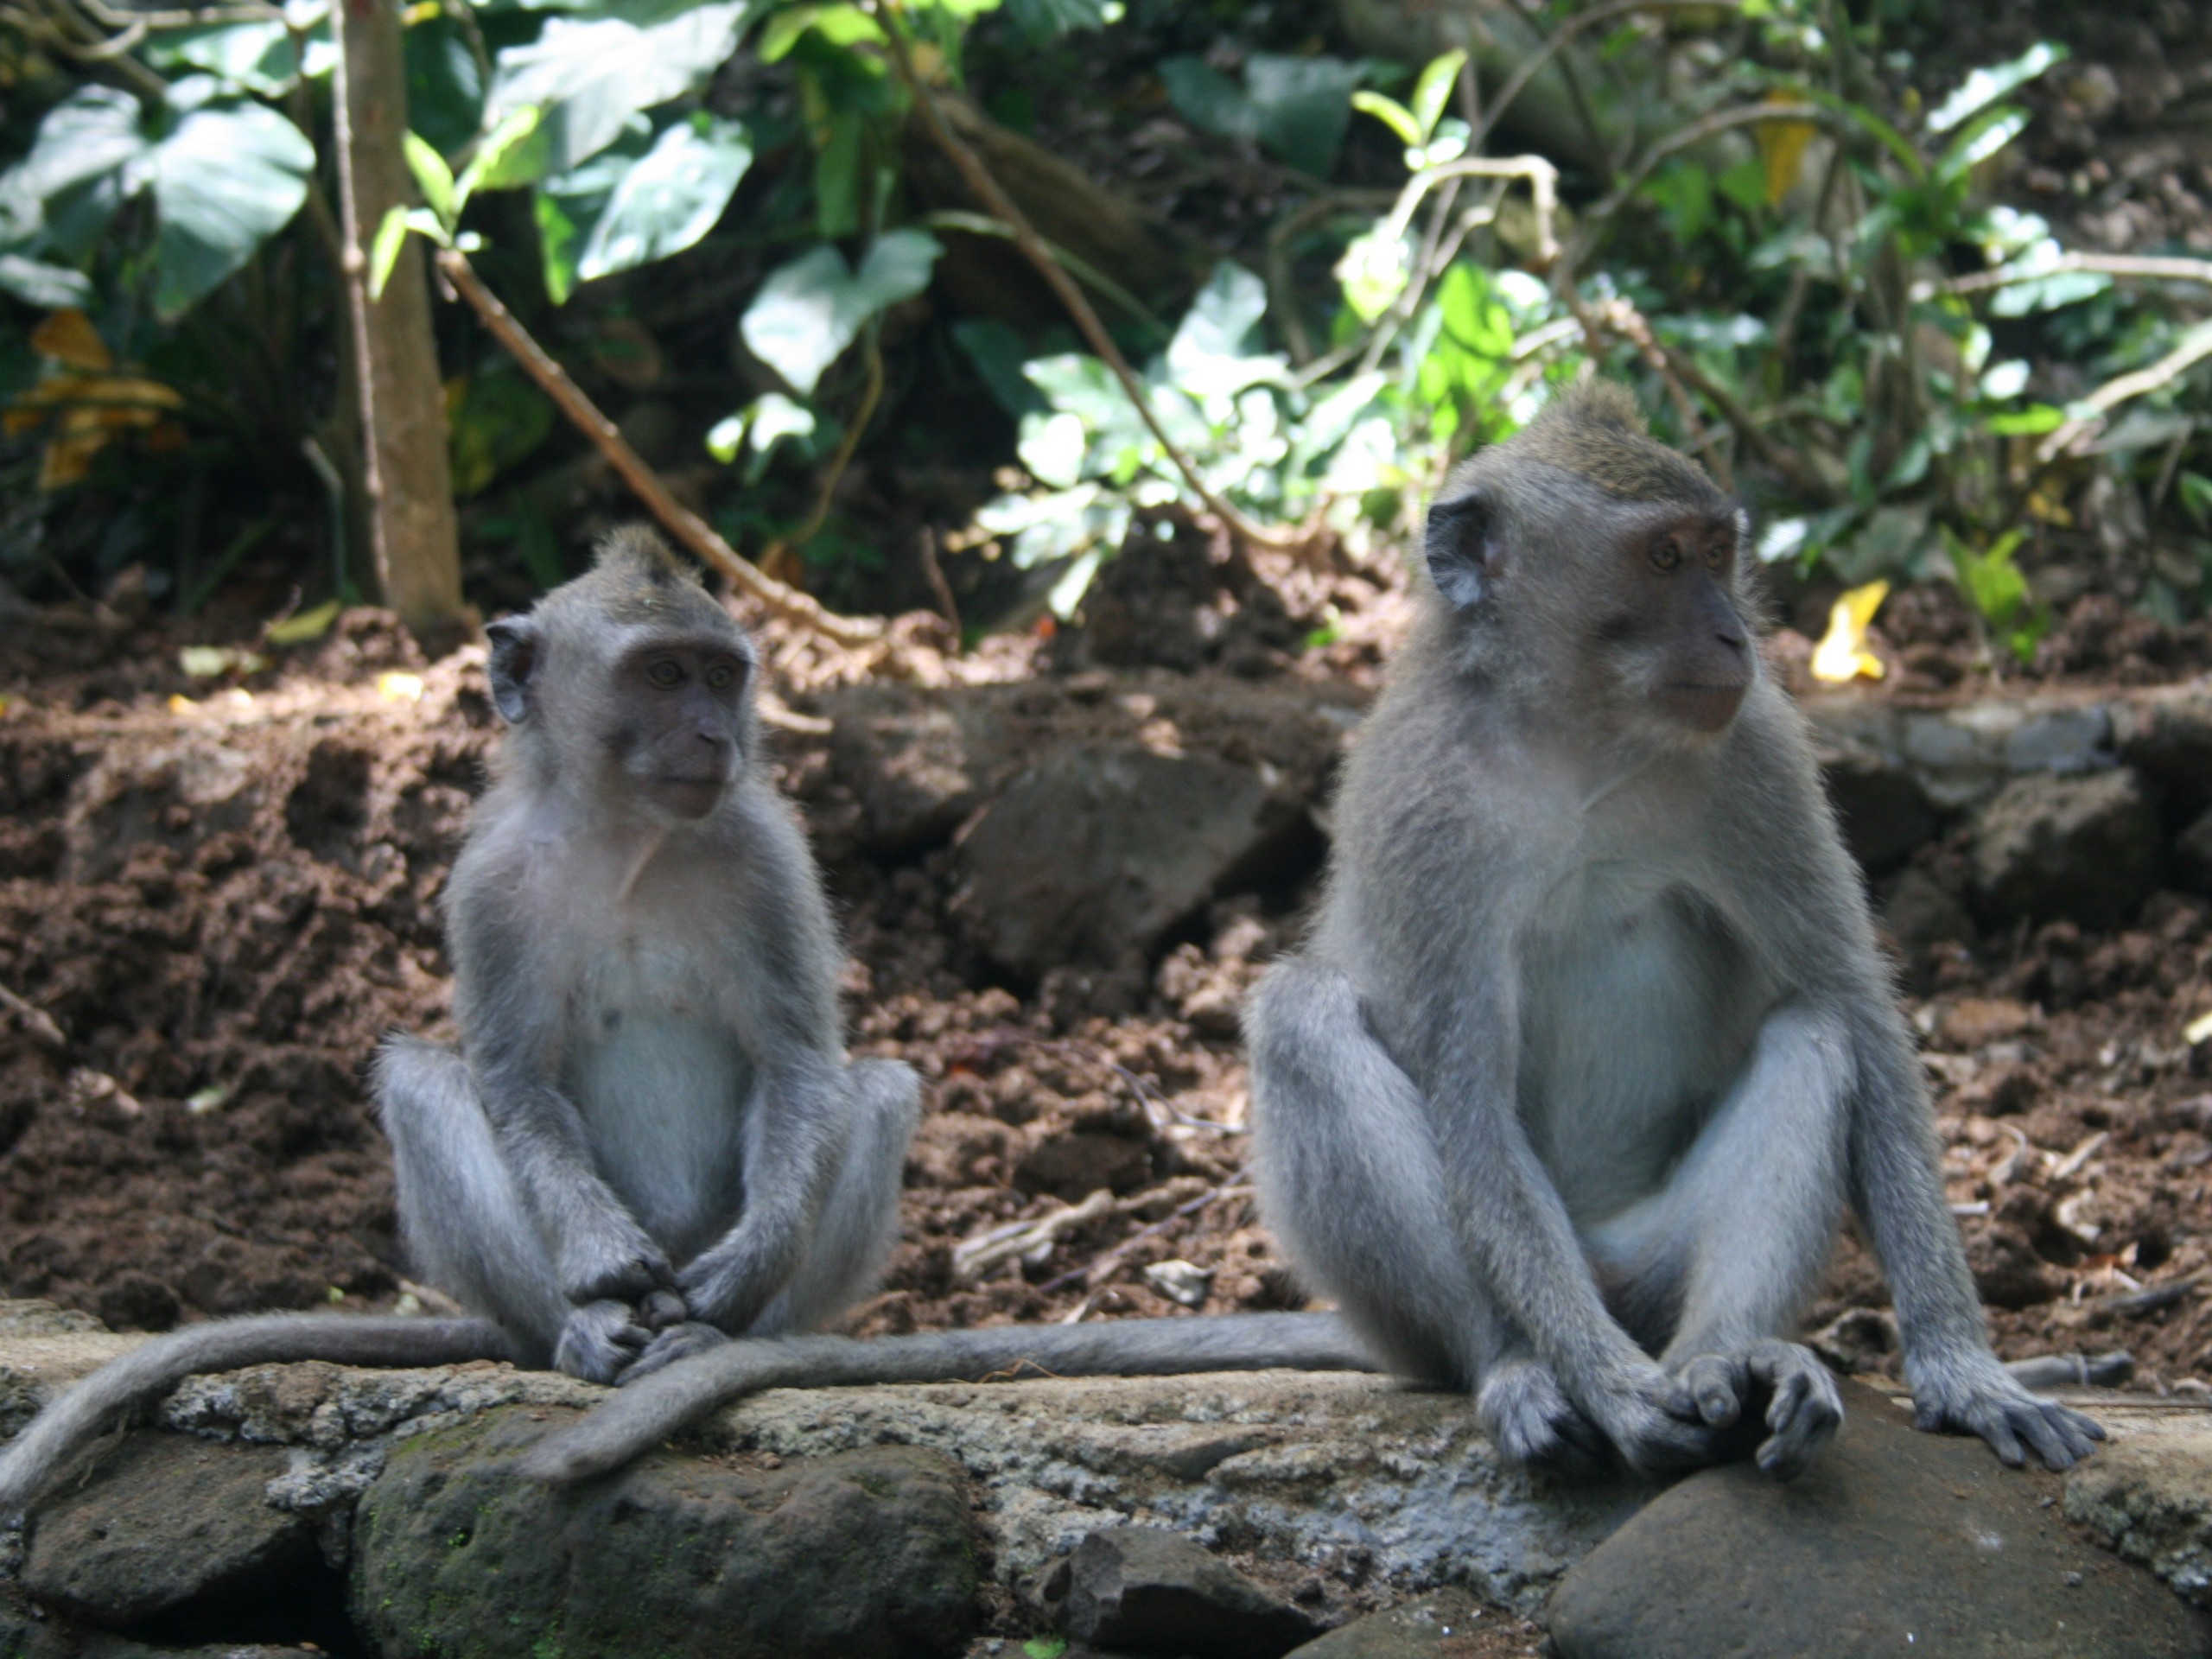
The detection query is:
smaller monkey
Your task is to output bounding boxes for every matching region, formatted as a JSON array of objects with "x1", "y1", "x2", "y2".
[{"x1": 0, "y1": 529, "x2": 919, "y2": 1515}]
